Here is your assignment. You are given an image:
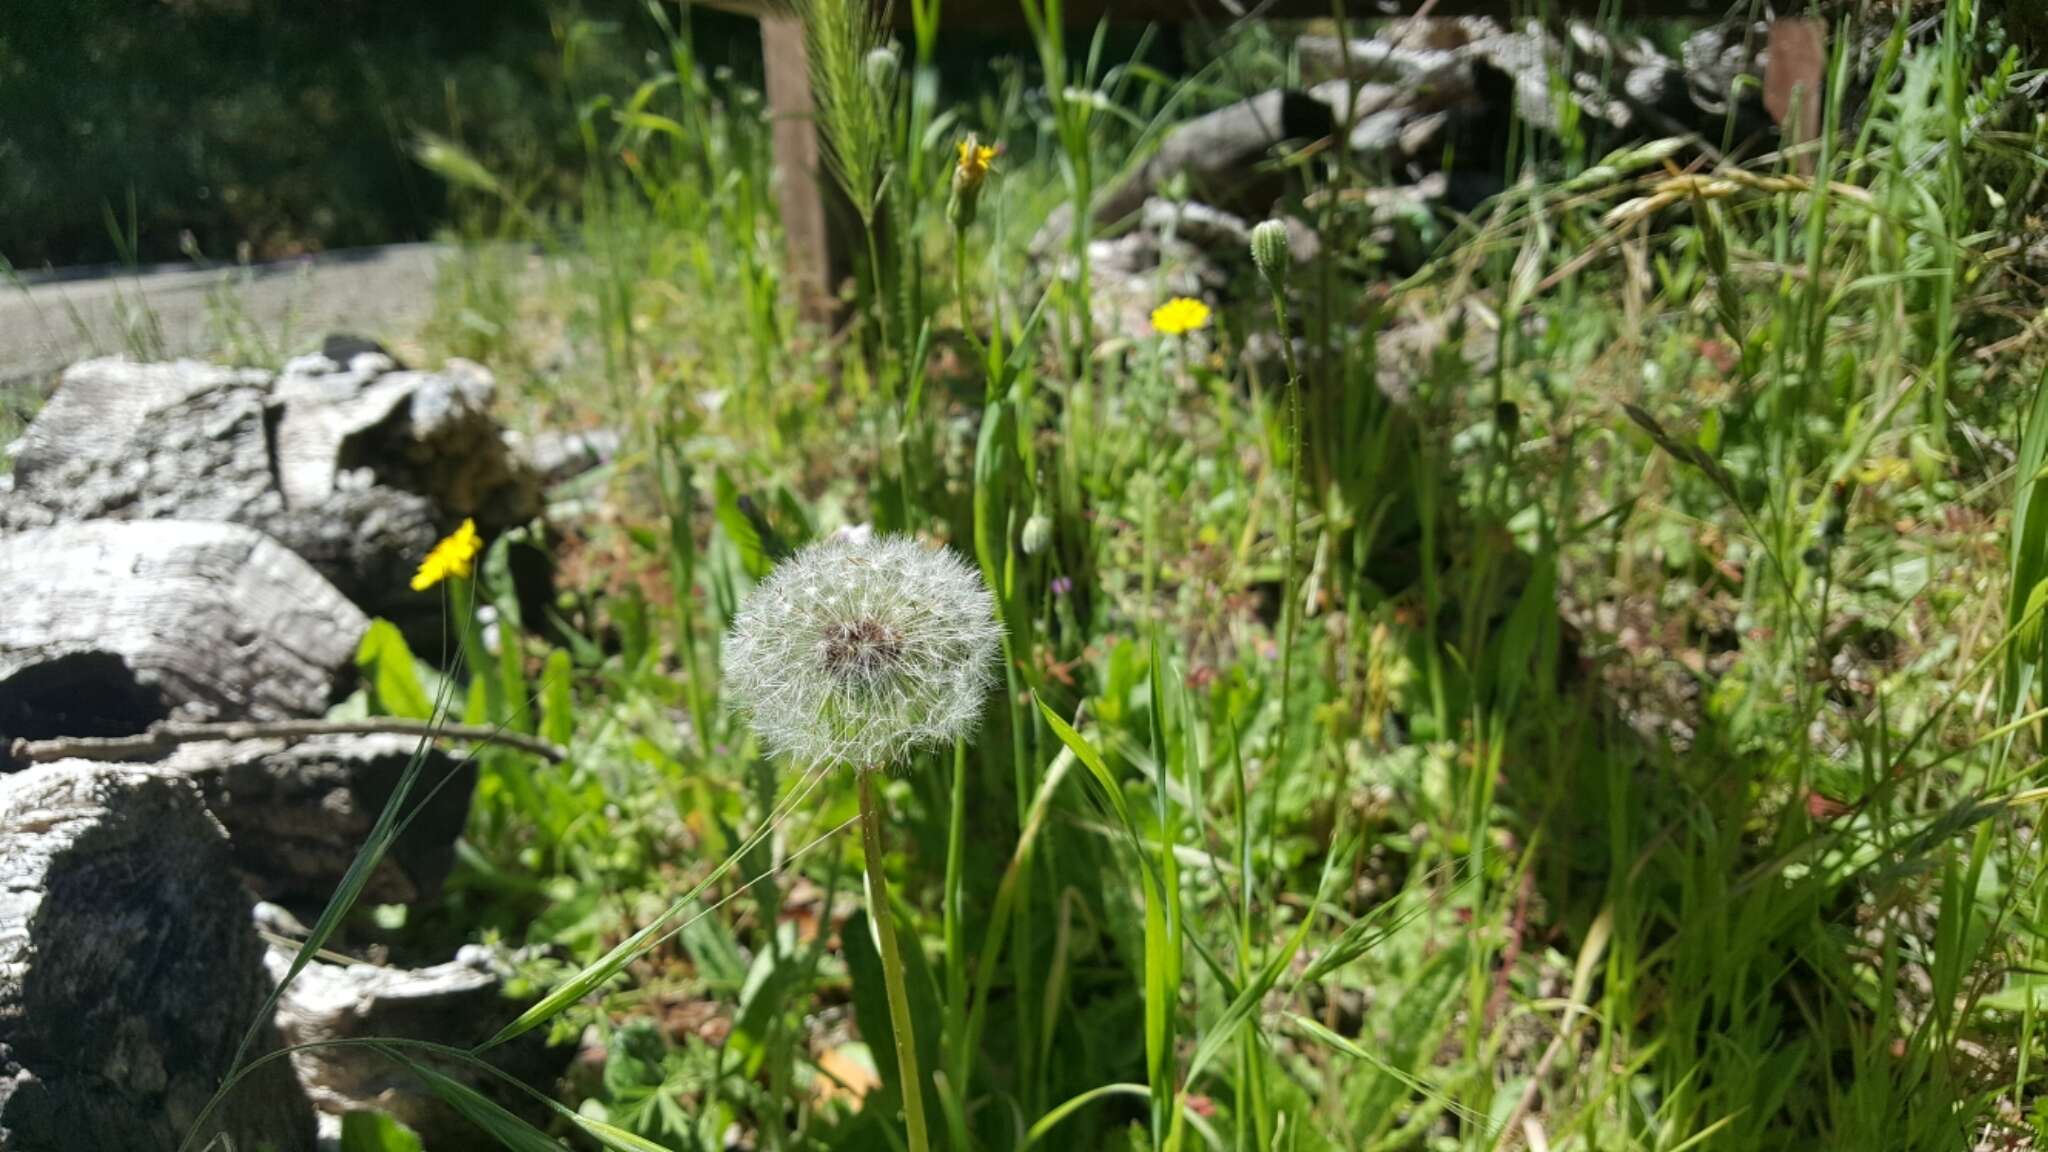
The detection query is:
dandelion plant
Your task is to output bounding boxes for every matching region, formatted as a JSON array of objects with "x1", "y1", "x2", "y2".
[{"x1": 726, "y1": 532, "x2": 1002, "y2": 1152}]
